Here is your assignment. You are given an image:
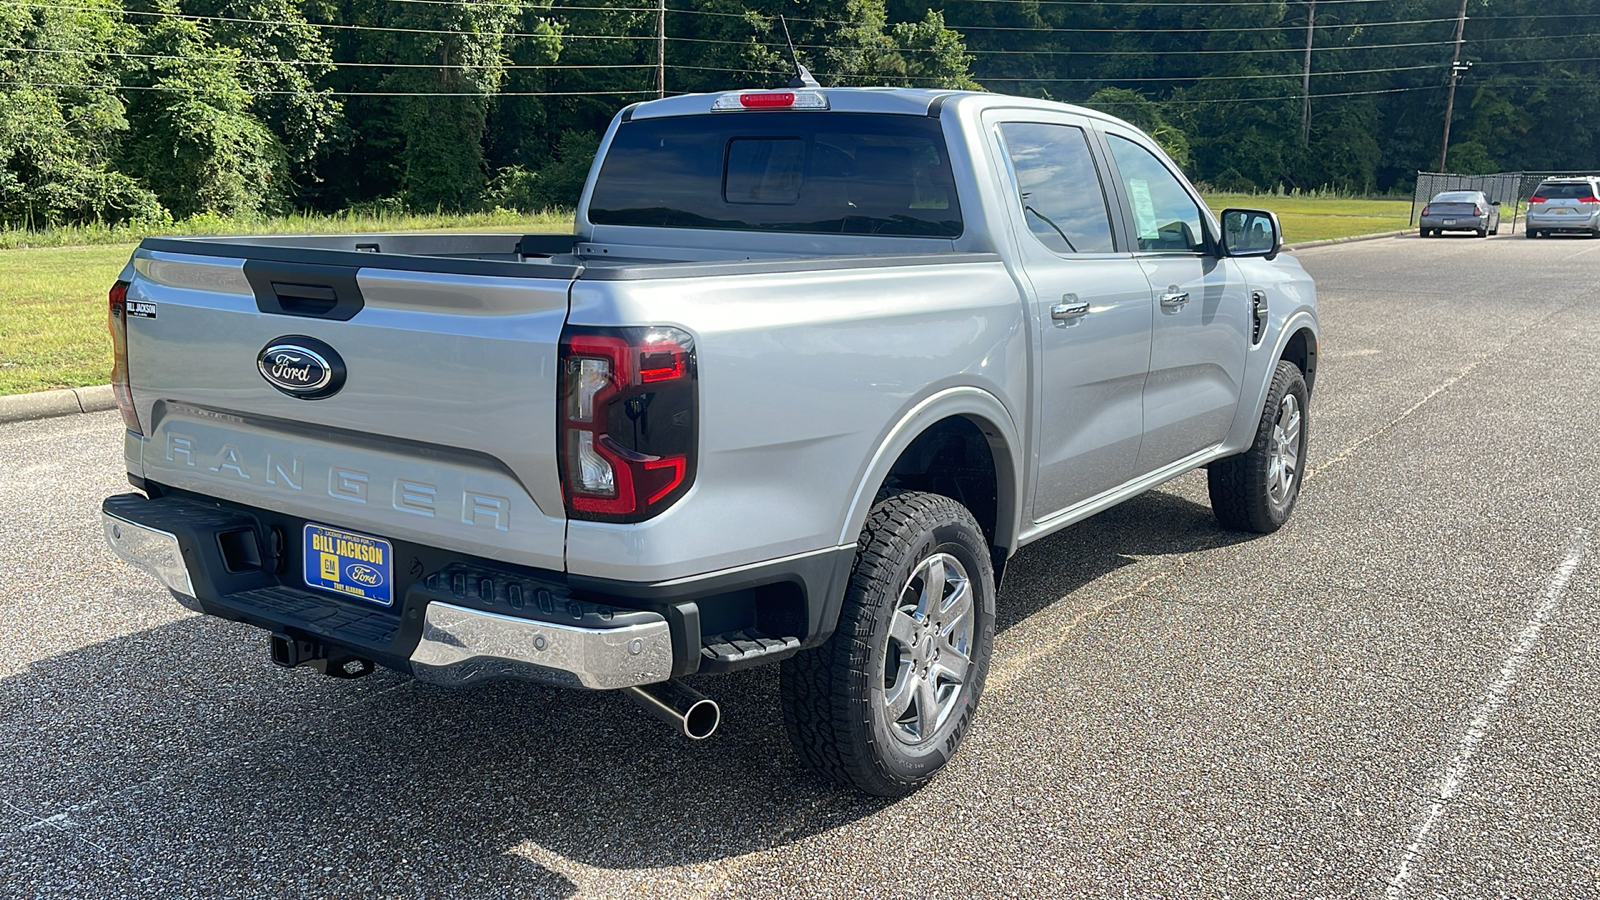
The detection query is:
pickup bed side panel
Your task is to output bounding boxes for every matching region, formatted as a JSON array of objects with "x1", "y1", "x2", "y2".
[
  {"x1": 124, "y1": 250, "x2": 572, "y2": 571},
  {"x1": 563, "y1": 260, "x2": 1027, "y2": 582}
]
